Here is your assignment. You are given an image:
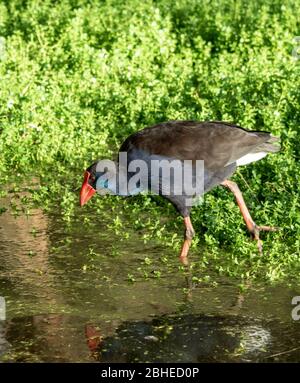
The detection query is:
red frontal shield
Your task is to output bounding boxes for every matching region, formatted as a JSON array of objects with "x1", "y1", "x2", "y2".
[{"x1": 80, "y1": 171, "x2": 96, "y2": 206}]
